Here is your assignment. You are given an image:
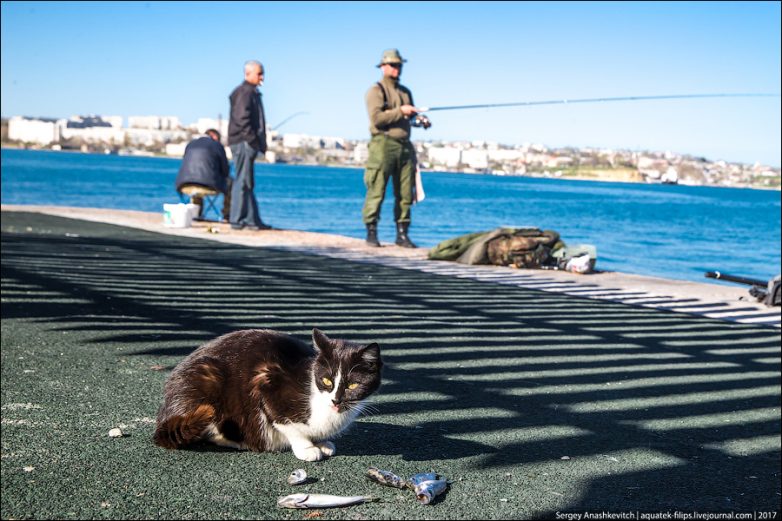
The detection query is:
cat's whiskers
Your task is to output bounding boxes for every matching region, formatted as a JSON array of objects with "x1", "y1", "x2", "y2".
[{"x1": 354, "y1": 401, "x2": 380, "y2": 417}]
